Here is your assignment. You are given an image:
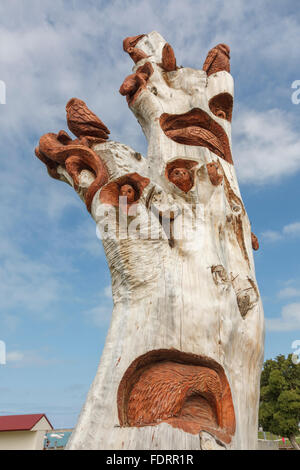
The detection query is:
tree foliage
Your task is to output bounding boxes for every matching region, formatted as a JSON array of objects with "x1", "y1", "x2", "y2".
[{"x1": 259, "y1": 354, "x2": 300, "y2": 448}]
